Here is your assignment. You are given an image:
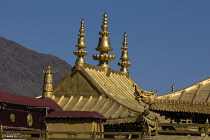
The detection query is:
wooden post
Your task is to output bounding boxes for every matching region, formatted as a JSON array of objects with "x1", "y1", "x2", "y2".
[
  {"x1": 0, "y1": 125, "x2": 3, "y2": 140},
  {"x1": 205, "y1": 118, "x2": 209, "y2": 137},
  {"x1": 45, "y1": 126, "x2": 49, "y2": 140},
  {"x1": 93, "y1": 126, "x2": 96, "y2": 140},
  {"x1": 155, "y1": 118, "x2": 158, "y2": 136}
]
